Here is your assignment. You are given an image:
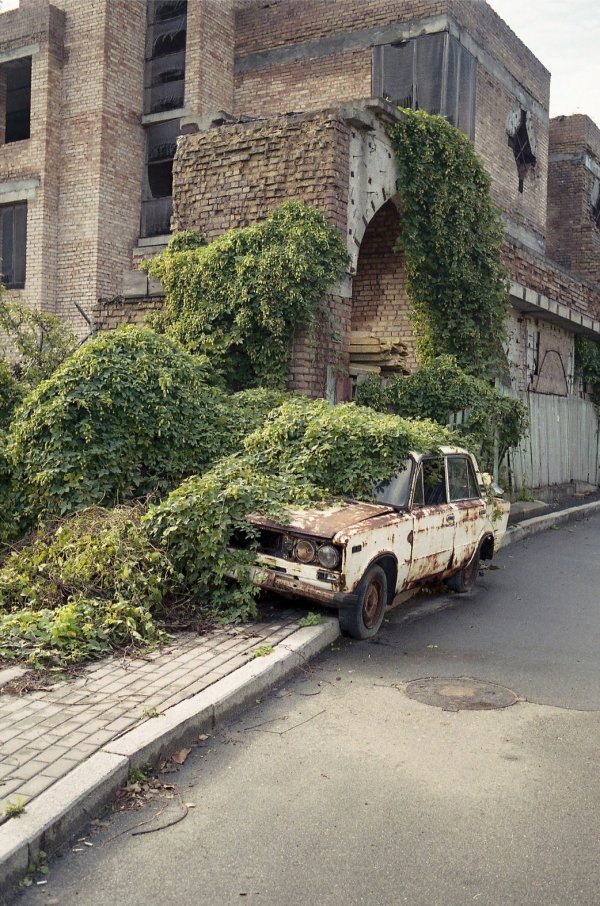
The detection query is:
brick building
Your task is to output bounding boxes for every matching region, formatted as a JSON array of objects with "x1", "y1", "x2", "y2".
[{"x1": 1, "y1": 0, "x2": 599, "y2": 487}]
